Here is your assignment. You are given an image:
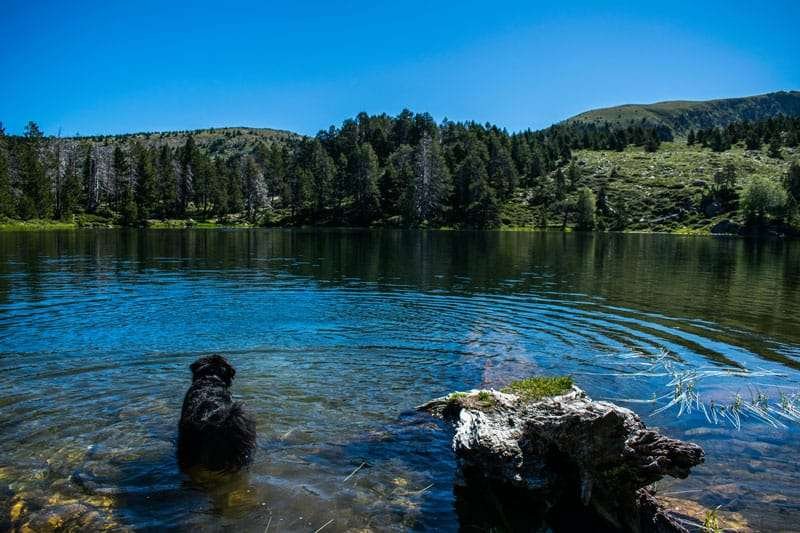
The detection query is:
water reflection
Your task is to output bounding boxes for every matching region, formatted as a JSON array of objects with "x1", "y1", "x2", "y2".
[{"x1": 0, "y1": 229, "x2": 798, "y2": 531}]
